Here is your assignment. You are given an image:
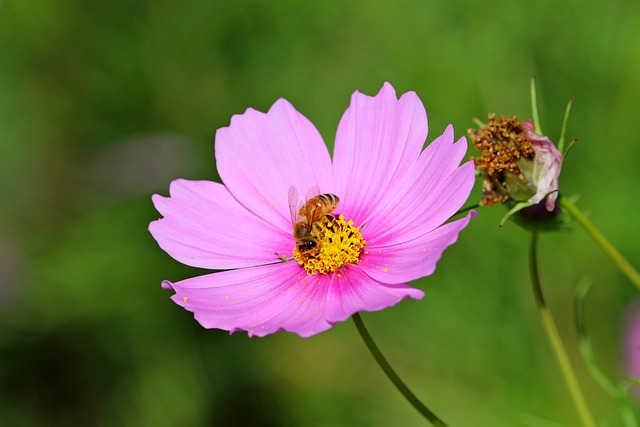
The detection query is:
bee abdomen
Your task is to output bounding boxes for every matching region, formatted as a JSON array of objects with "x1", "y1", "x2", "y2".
[{"x1": 318, "y1": 194, "x2": 339, "y2": 205}]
